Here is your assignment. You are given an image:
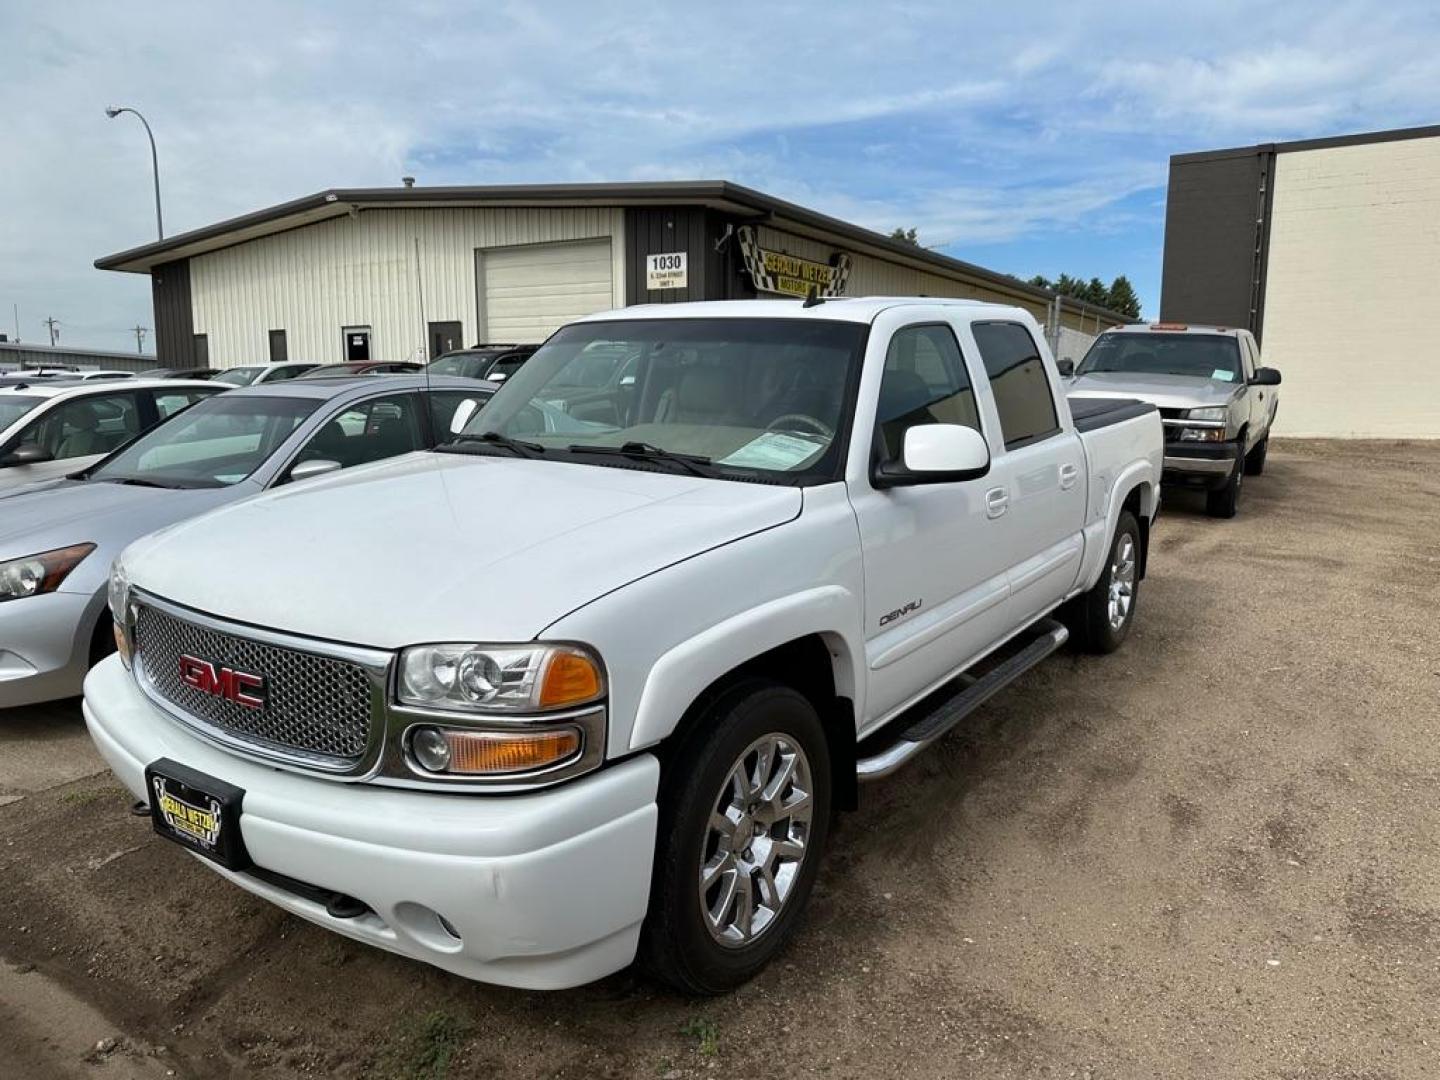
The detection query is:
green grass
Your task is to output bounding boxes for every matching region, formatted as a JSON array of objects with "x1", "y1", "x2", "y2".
[
  {"x1": 679, "y1": 1015, "x2": 720, "y2": 1057},
  {"x1": 382, "y1": 1010, "x2": 470, "y2": 1080}
]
